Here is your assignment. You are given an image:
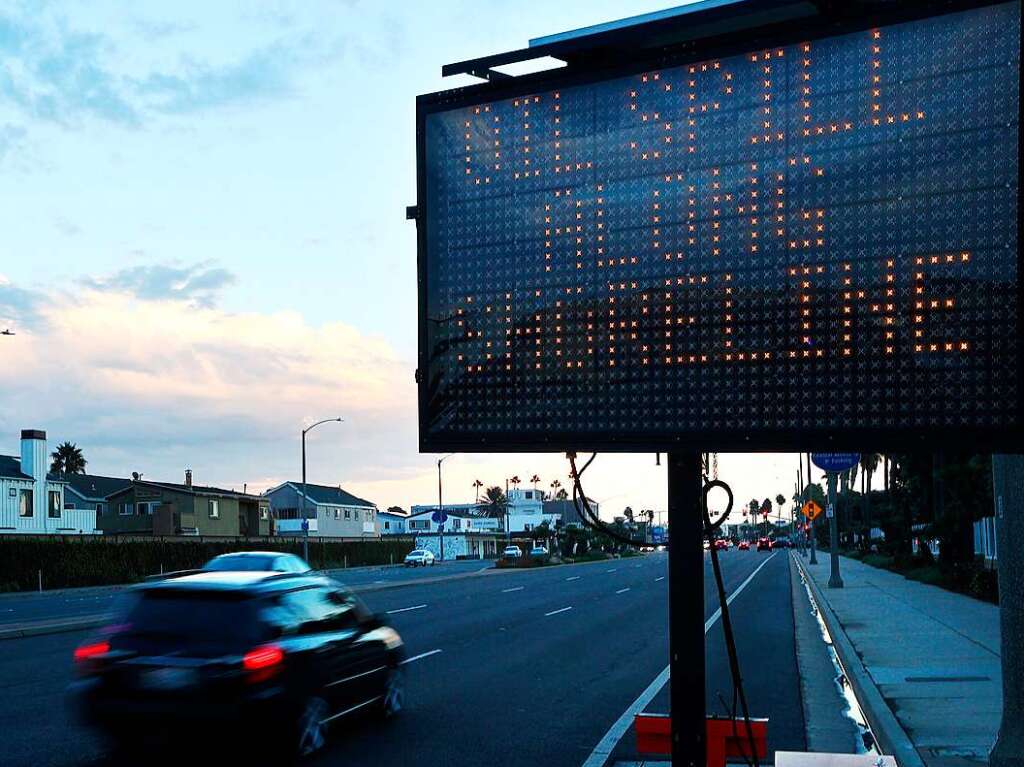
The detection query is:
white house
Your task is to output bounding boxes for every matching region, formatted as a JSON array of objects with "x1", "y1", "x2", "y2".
[
  {"x1": 263, "y1": 482, "x2": 380, "y2": 538},
  {"x1": 378, "y1": 511, "x2": 409, "y2": 535},
  {"x1": 0, "y1": 430, "x2": 98, "y2": 534},
  {"x1": 406, "y1": 508, "x2": 489, "y2": 534},
  {"x1": 506, "y1": 487, "x2": 561, "y2": 533}
]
